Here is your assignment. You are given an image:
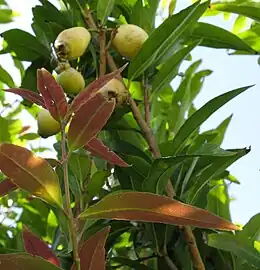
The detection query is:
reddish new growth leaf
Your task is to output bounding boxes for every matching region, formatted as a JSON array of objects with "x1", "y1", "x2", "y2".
[
  {"x1": 85, "y1": 137, "x2": 129, "y2": 167},
  {"x1": 37, "y1": 68, "x2": 68, "y2": 122},
  {"x1": 0, "y1": 178, "x2": 18, "y2": 196},
  {"x1": 68, "y1": 93, "x2": 116, "y2": 151},
  {"x1": 23, "y1": 226, "x2": 60, "y2": 267},
  {"x1": 71, "y1": 226, "x2": 110, "y2": 270},
  {"x1": 5, "y1": 88, "x2": 46, "y2": 108},
  {"x1": 79, "y1": 192, "x2": 240, "y2": 231},
  {"x1": 68, "y1": 64, "x2": 127, "y2": 116},
  {"x1": 19, "y1": 125, "x2": 31, "y2": 135}
]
